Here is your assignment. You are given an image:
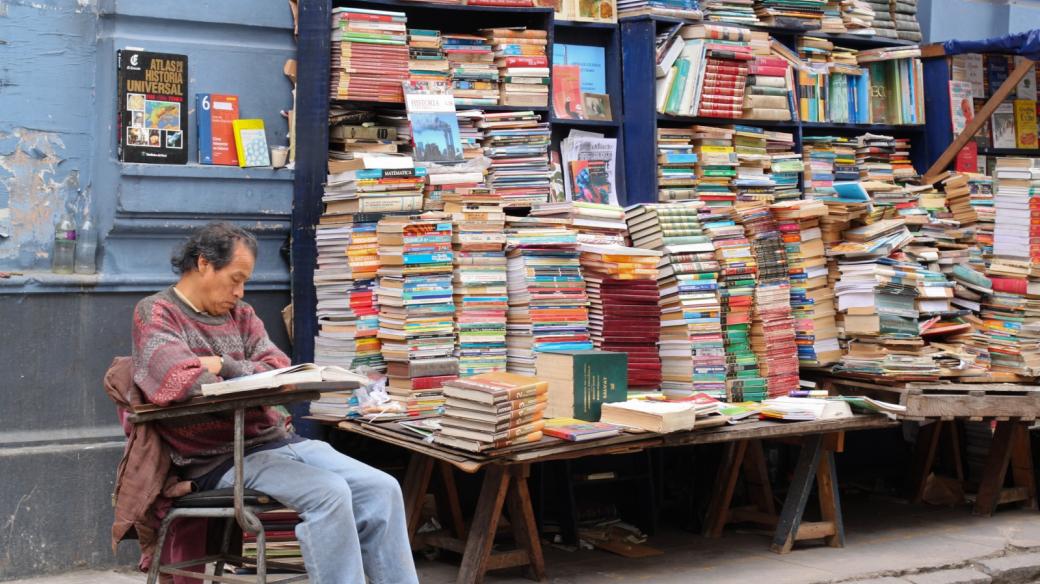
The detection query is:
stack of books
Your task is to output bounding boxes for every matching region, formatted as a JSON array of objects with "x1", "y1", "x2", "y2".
[
  {"x1": 697, "y1": 31, "x2": 753, "y2": 118},
  {"x1": 969, "y1": 174, "x2": 995, "y2": 262},
  {"x1": 445, "y1": 188, "x2": 509, "y2": 377},
  {"x1": 892, "y1": 0, "x2": 922, "y2": 42},
  {"x1": 580, "y1": 244, "x2": 665, "y2": 389},
  {"x1": 329, "y1": 8, "x2": 409, "y2": 103},
  {"x1": 733, "y1": 125, "x2": 775, "y2": 205},
  {"x1": 328, "y1": 110, "x2": 405, "y2": 157},
  {"x1": 692, "y1": 125, "x2": 737, "y2": 206},
  {"x1": 841, "y1": 0, "x2": 876, "y2": 35},
  {"x1": 656, "y1": 25, "x2": 753, "y2": 119},
  {"x1": 744, "y1": 54, "x2": 792, "y2": 121},
  {"x1": 767, "y1": 130, "x2": 803, "y2": 202},
  {"x1": 482, "y1": 28, "x2": 550, "y2": 107},
  {"x1": 323, "y1": 160, "x2": 425, "y2": 216},
  {"x1": 865, "y1": 0, "x2": 896, "y2": 38},
  {"x1": 754, "y1": 0, "x2": 826, "y2": 29},
  {"x1": 981, "y1": 276, "x2": 1040, "y2": 375},
  {"x1": 504, "y1": 222, "x2": 592, "y2": 375},
  {"x1": 771, "y1": 199, "x2": 841, "y2": 367},
  {"x1": 737, "y1": 204, "x2": 800, "y2": 397},
  {"x1": 856, "y1": 133, "x2": 897, "y2": 183},
  {"x1": 657, "y1": 127, "x2": 699, "y2": 202},
  {"x1": 530, "y1": 201, "x2": 628, "y2": 246},
  {"x1": 376, "y1": 215, "x2": 458, "y2": 414},
  {"x1": 702, "y1": 208, "x2": 766, "y2": 401},
  {"x1": 443, "y1": 34, "x2": 499, "y2": 107},
  {"x1": 479, "y1": 111, "x2": 553, "y2": 208},
  {"x1": 991, "y1": 159, "x2": 1040, "y2": 274},
  {"x1": 820, "y1": 0, "x2": 846, "y2": 33},
  {"x1": 801, "y1": 136, "x2": 858, "y2": 198},
  {"x1": 435, "y1": 372, "x2": 548, "y2": 453},
  {"x1": 618, "y1": 0, "x2": 703, "y2": 19},
  {"x1": 627, "y1": 203, "x2": 728, "y2": 398},
  {"x1": 408, "y1": 29, "x2": 450, "y2": 84},
  {"x1": 457, "y1": 109, "x2": 486, "y2": 160},
  {"x1": 701, "y1": 0, "x2": 760, "y2": 25}
]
